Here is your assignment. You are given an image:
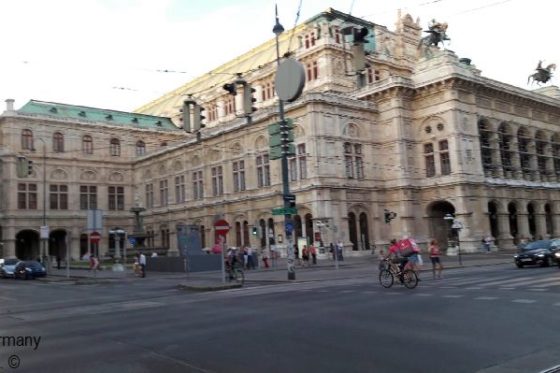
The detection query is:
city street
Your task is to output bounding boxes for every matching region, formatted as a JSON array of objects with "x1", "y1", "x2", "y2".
[{"x1": 0, "y1": 262, "x2": 559, "y2": 372}]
